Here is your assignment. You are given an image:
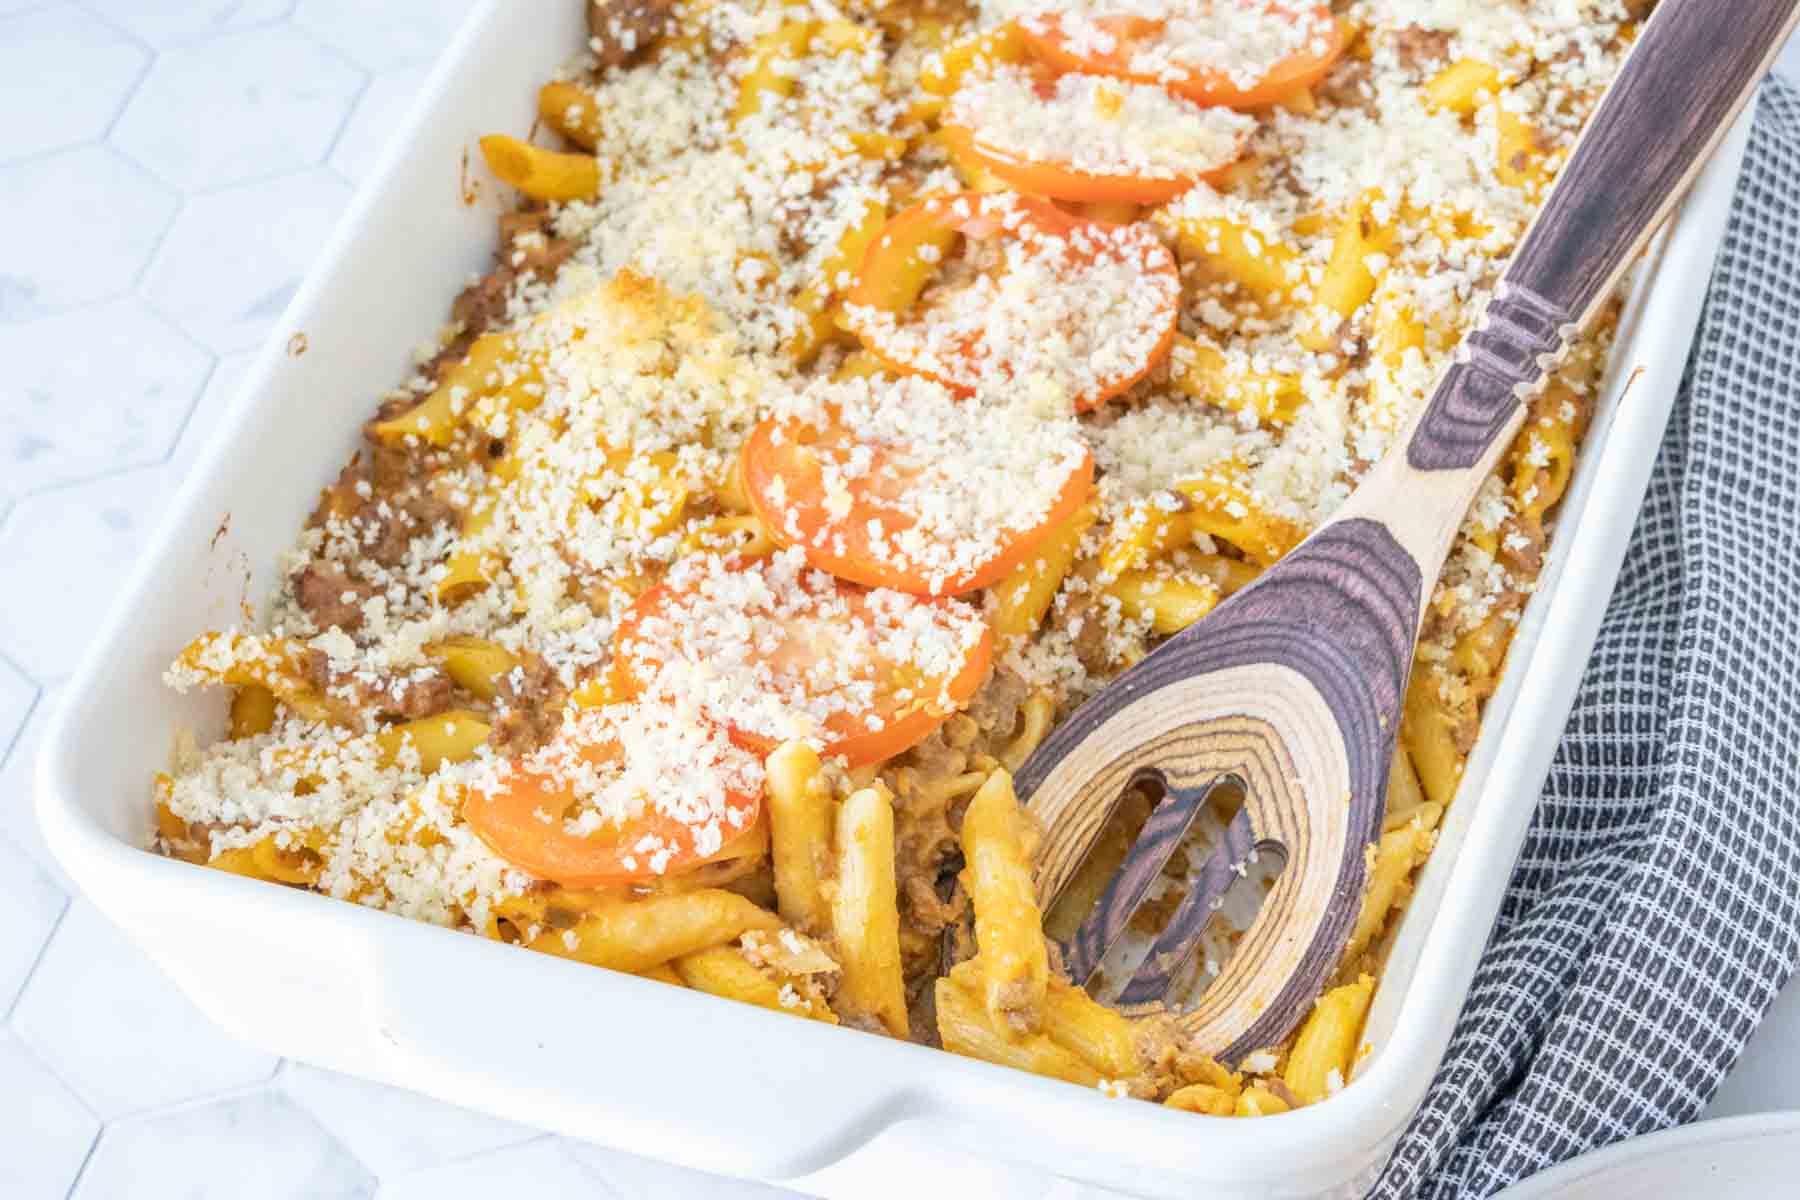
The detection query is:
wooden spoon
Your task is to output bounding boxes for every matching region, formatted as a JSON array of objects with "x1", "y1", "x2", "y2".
[{"x1": 1014, "y1": 0, "x2": 1800, "y2": 1063}]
